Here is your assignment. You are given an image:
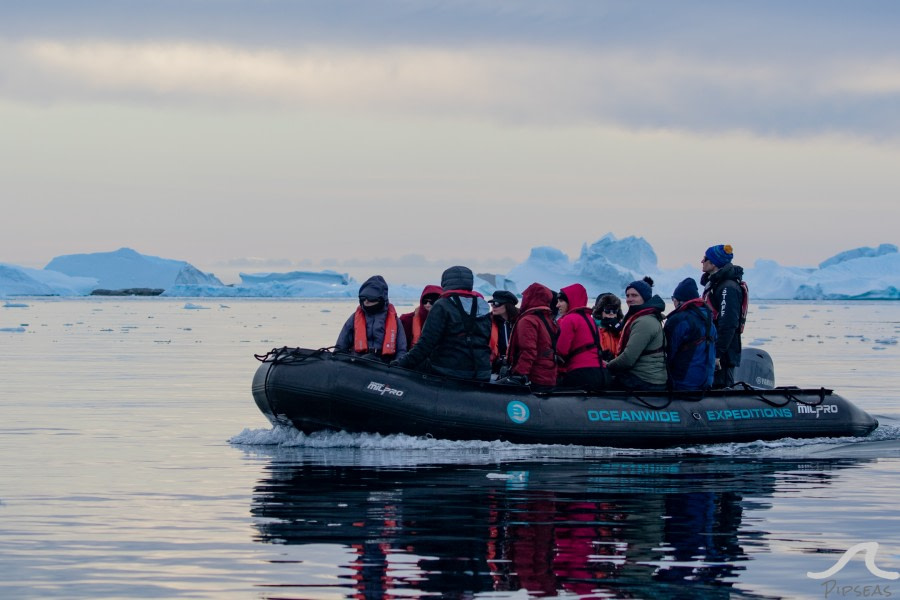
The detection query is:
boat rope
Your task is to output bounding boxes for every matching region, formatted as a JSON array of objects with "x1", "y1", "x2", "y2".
[
  {"x1": 730, "y1": 382, "x2": 829, "y2": 408},
  {"x1": 254, "y1": 346, "x2": 334, "y2": 364}
]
